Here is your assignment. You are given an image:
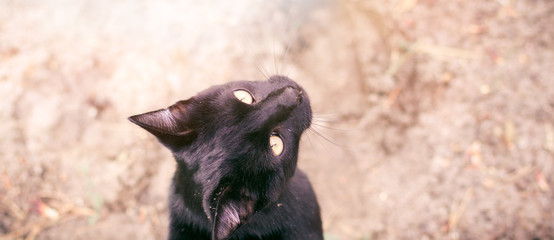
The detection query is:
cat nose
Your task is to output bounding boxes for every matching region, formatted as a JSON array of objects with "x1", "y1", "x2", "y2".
[
  {"x1": 268, "y1": 76, "x2": 302, "y2": 93},
  {"x1": 283, "y1": 86, "x2": 303, "y2": 104}
]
